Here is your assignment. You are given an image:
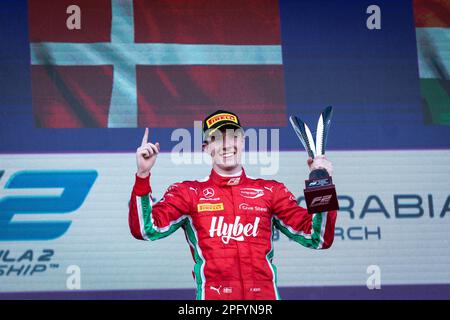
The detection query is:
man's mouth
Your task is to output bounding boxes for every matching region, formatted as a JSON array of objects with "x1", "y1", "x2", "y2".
[{"x1": 221, "y1": 151, "x2": 236, "y2": 159}]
